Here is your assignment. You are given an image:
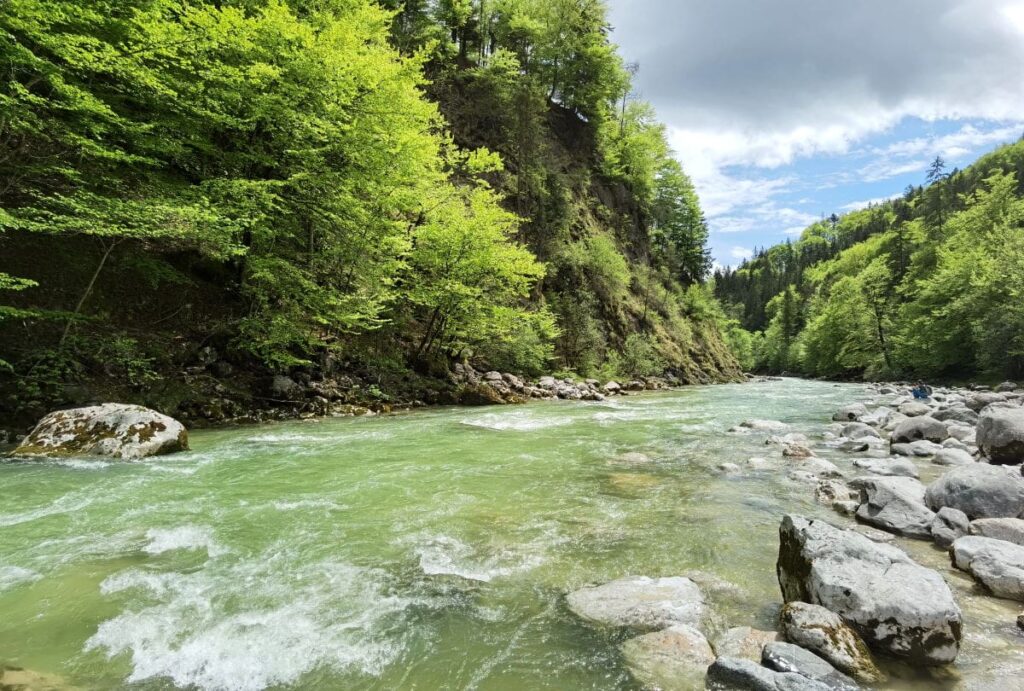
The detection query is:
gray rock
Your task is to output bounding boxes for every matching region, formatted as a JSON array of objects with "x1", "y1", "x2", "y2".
[
  {"x1": 933, "y1": 407, "x2": 979, "y2": 426},
  {"x1": 947, "y1": 425, "x2": 977, "y2": 443},
  {"x1": 891, "y1": 416, "x2": 949, "y2": 444},
  {"x1": 932, "y1": 448, "x2": 974, "y2": 466},
  {"x1": 782, "y1": 443, "x2": 815, "y2": 458},
  {"x1": 931, "y1": 507, "x2": 970, "y2": 548},
  {"x1": 761, "y1": 642, "x2": 859, "y2": 691},
  {"x1": 566, "y1": 576, "x2": 704, "y2": 631},
  {"x1": 966, "y1": 392, "x2": 1008, "y2": 412},
  {"x1": 766, "y1": 433, "x2": 810, "y2": 446},
  {"x1": 900, "y1": 401, "x2": 933, "y2": 417},
  {"x1": 712, "y1": 627, "x2": 781, "y2": 662},
  {"x1": 779, "y1": 601, "x2": 881, "y2": 683},
  {"x1": 13, "y1": 404, "x2": 188, "y2": 460},
  {"x1": 740, "y1": 419, "x2": 791, "y2": 432},
  {"x1": 270, "y1": 374, "x2": 303, "y2": 399},
  {"x1": 997, "y1": 381, "x2": 1019, "y2": 393},
  {"x1": 777, "y1": 515, "x2": 962, "y2": 665},
  {"x1": 620, "y1": 624, "x2": 715, "y2": 691},
  {"x1": 538, "y1": 376, "x2": 557, "y2": 389},
  {"x1": 951, "y1": 536, "x2": 1024, "y2": 601},
  {"x1": 842, "y1": 422, "x2": 881, "y2": 440},
  {"x1": 705, "y1": 657, "x2": 830, "y2": 691},
  {"x1": 853, "y1": 476, "x2": 935, "y2": 538},
  {"x1": 833, "y1": 404, "x2": 868, "y2": 422},
  {"x1": 603, "y1": 381, "x2": 622, "y2": 393},
  {"x1": 833, "y1": 500, "x2": 860, "y2": 516},
  {"x1": 852, "y1": 457, "x2": 919, "y2": 478},
  {"x1": 815, "y1": 480, "x2": 853, "y2": 505},
  {"x1": 860, "y1": 407, "x2": 893, "y2": 427},
  {"x1": 969, "y1": 518, "x2": 1024, "y2": 546},
  {"x1": 837, "y1": 440, "x2": 871, "y2": 453},
  {"x1": 977, "y1": 407, "x2": 1024, "y2": 465},
  {"x1": 924, "y1": 464, "x2": 1024, "y2": 519}
]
